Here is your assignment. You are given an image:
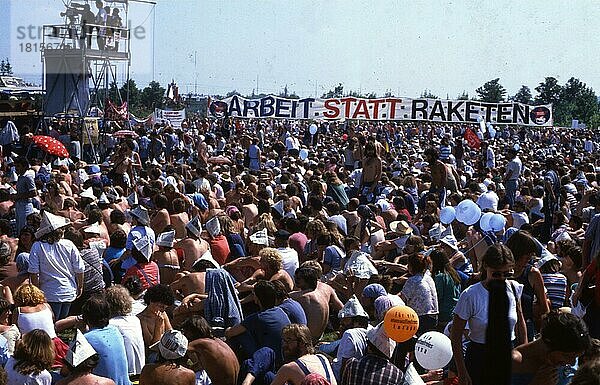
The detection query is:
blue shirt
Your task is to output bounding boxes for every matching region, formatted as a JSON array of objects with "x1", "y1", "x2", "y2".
[
  {"x1": 278, "y1": 298, "x2": 307, "y2": 325},
  {"x1": 241, "y1": 307, "x2": 291, "y2": 366},
  {"x1": 85, "y1": 326, "x2": 132, "y2": 385}
]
